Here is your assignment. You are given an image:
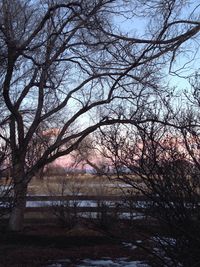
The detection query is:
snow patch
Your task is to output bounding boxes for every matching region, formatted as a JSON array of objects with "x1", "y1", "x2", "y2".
[
  {"x1": 46, "y1": 258, "x2": 150, "y2": 267},
  {"x1": 76, "y1": 258, "x2": 150, "y2": 267},
  {"x1": 122, "y1": 242, "x2": 137, "y2": 250}
]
